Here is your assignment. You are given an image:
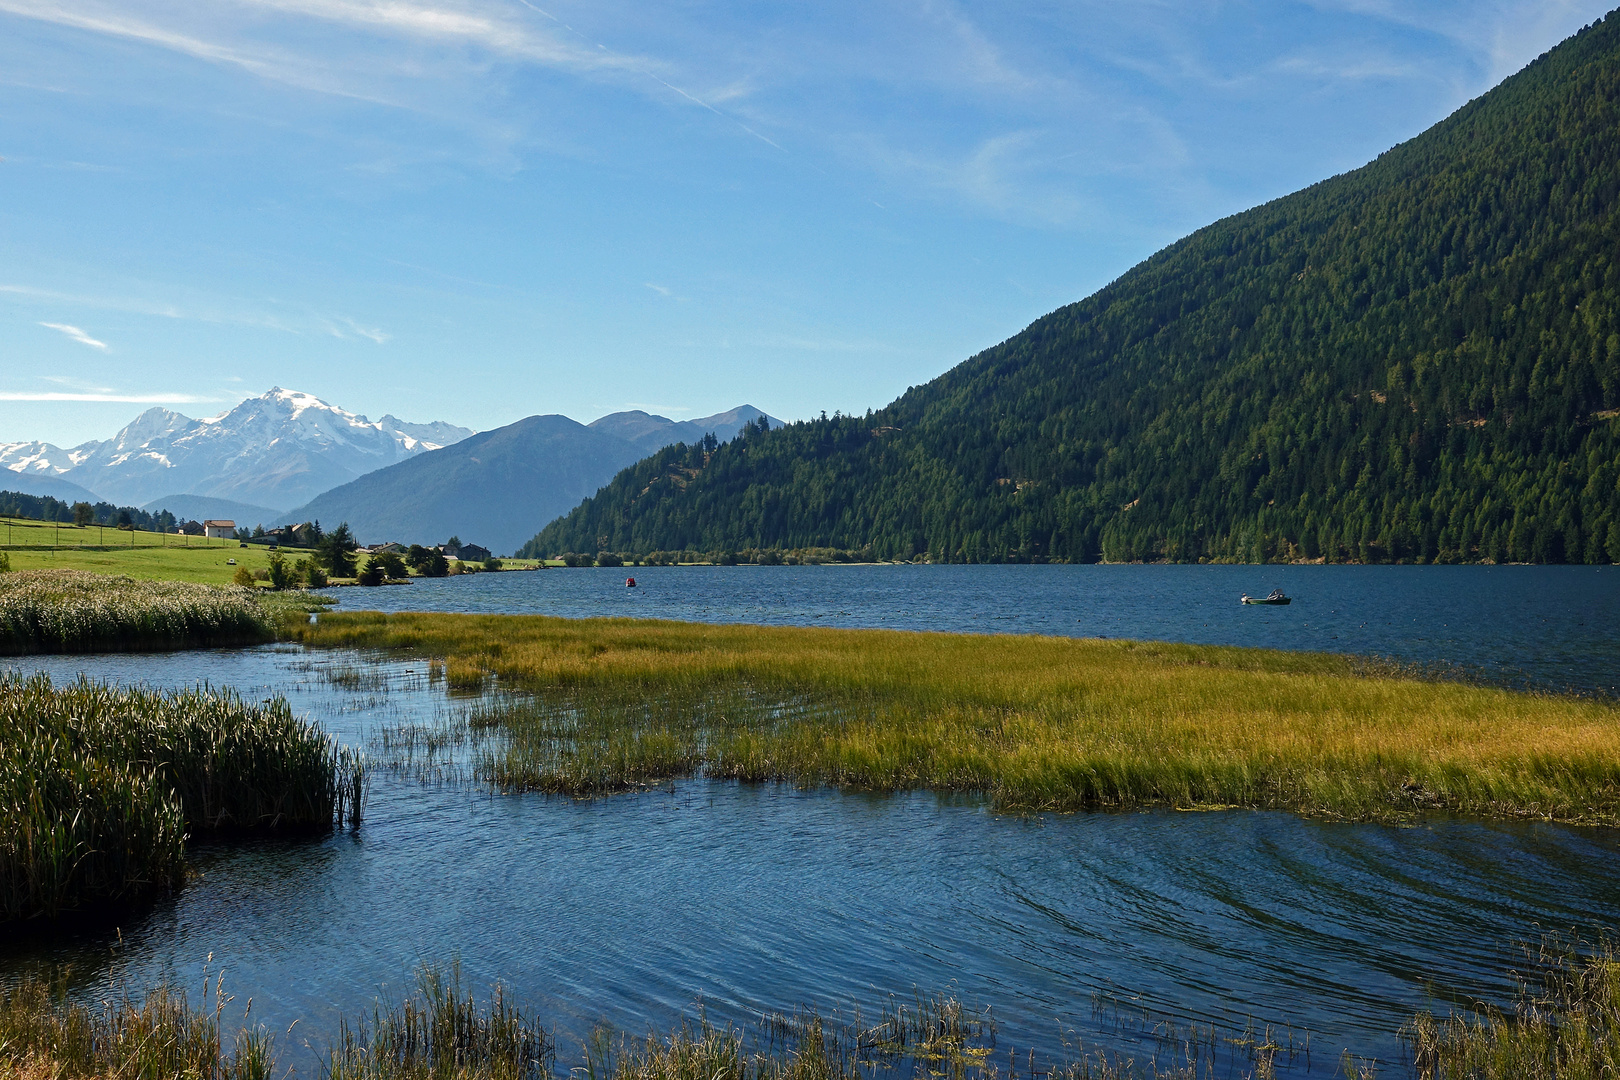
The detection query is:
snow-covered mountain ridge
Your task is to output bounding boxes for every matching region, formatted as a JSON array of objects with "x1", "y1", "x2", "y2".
[{"x1": 0, "y1": 388, "x2": 474, "y2": 511}]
